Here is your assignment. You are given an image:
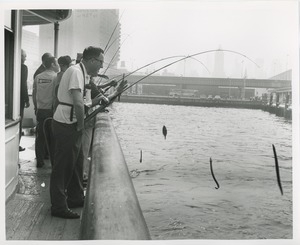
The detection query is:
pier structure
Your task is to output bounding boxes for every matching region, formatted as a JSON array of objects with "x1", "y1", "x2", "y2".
[
  {"x1": 121, "y1": 74, "x2": 291, "y2": 100},
  {"x1": 6, "y1": 112, "x2": 151, "y2": 240}
]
